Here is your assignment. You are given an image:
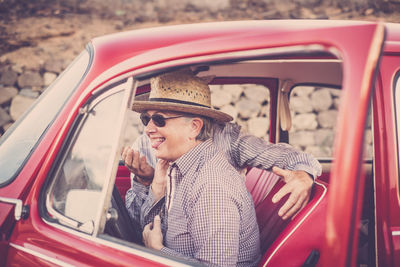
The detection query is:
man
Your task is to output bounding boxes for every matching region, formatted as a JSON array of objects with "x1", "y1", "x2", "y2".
[
  {"x1": 132, "y1": 71, "x2": 261, "y2": 265},
  {"x1": 123, "y1": 71, "x2": 321, "y2": 226}
]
